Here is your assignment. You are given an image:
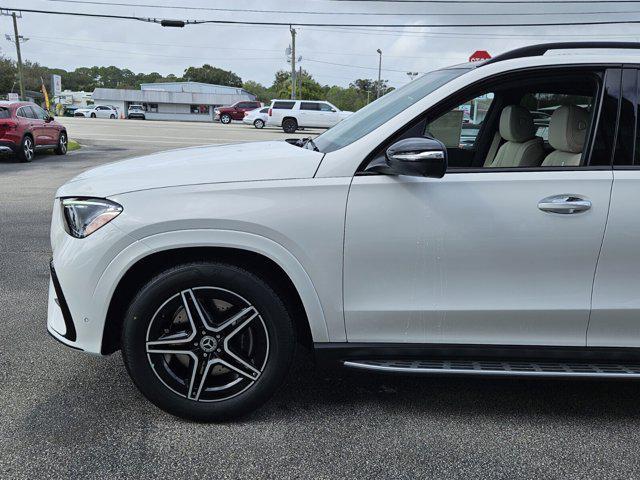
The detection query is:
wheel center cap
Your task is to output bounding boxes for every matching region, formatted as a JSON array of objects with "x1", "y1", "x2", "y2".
[{"x1": 199, "y1": 335, "x2": 217, "y2": 353}]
